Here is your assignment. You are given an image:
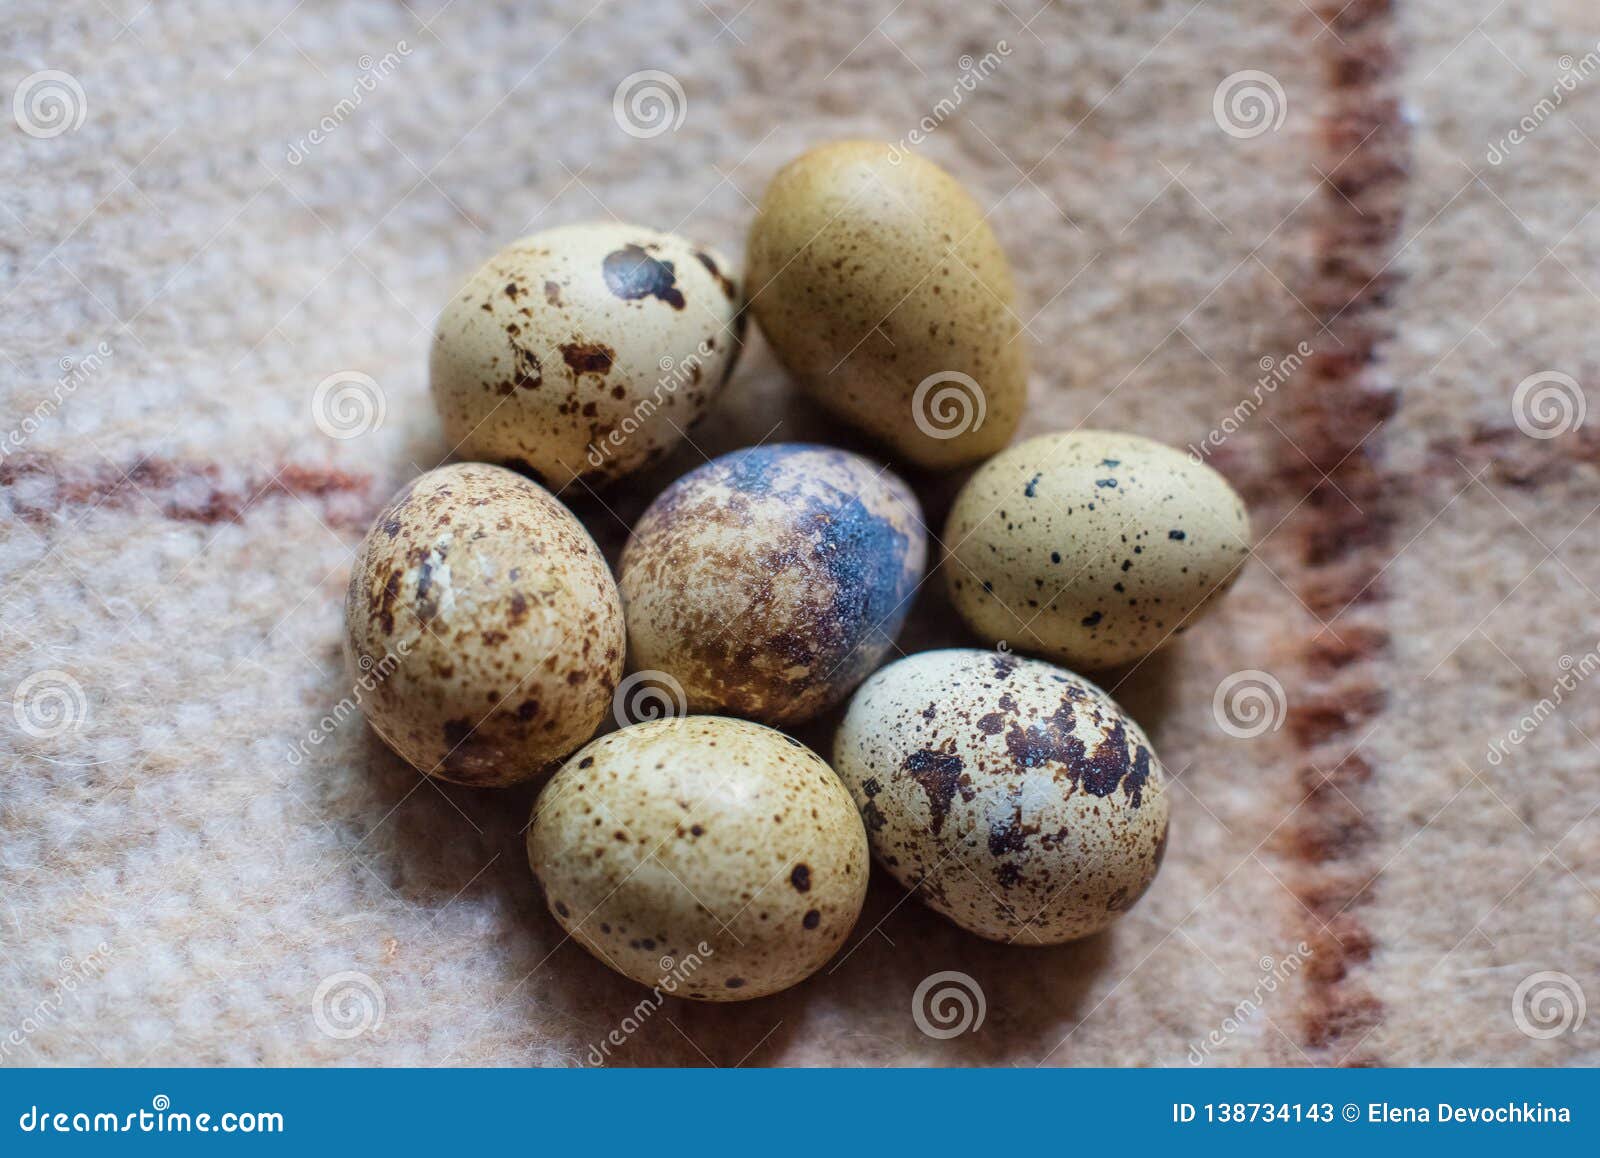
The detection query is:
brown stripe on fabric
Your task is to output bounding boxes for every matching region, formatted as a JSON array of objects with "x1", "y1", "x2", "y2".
[
  {"x1": 0, "y1": 453, "x2": 374, "y2": 531},
  {"x1": 1277, "y1": 0, "x2": 1410, "y2": 1063}
]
